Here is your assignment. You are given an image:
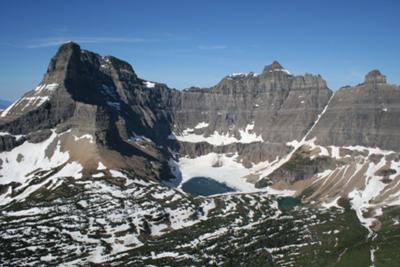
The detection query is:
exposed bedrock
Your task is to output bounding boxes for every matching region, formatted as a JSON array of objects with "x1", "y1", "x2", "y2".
[
  {"x1": 308, "y1": 70, "x2": 400, "y2": 150},
  {"x1": 168, "y1": 61, "x2": 333, "y2": 161}
]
